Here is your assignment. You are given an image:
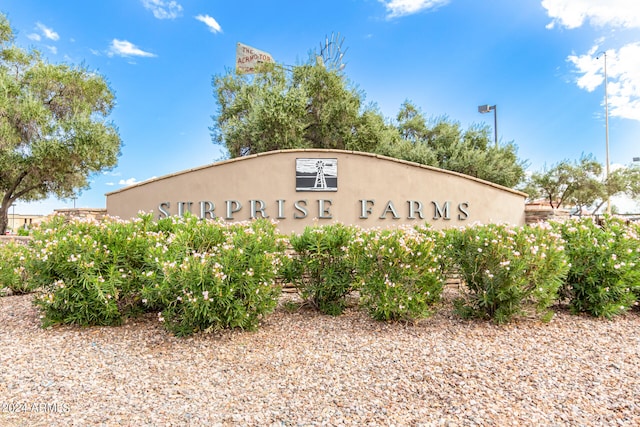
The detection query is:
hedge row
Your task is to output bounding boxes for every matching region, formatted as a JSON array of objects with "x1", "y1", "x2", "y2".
[{"x1": 0, "y1": 214, "x2": 638, "y2": 336}]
